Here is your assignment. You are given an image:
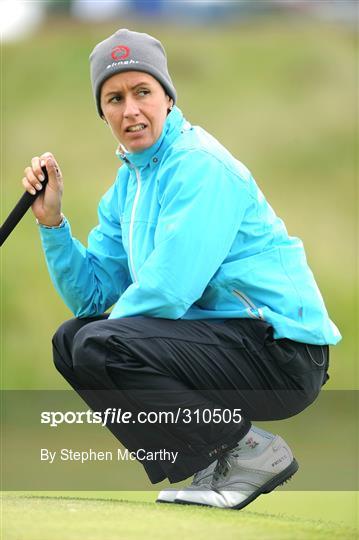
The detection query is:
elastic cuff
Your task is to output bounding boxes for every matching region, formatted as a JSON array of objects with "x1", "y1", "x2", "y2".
[{"x1": 36, "y1": 213, "x2": 65, "y2": 229}]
